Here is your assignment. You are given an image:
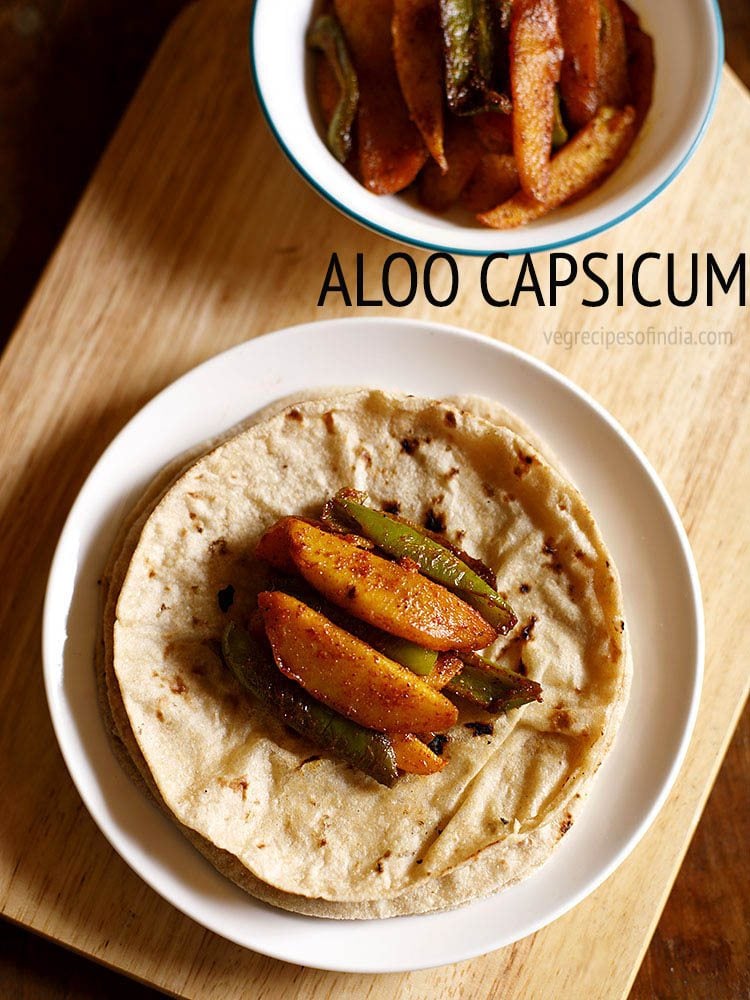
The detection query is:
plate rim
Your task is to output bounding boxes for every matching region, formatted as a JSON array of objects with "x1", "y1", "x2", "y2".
[{"x1": 42, "y1": 317, "x2": 705, "y2": 972}]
